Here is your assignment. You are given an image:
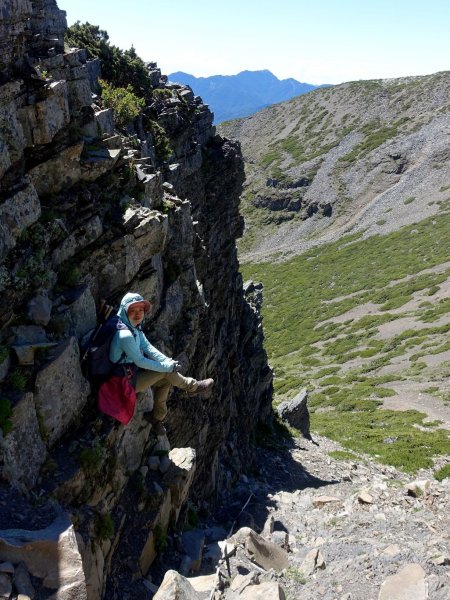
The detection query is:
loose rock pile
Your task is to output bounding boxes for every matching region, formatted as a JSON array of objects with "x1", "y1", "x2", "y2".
[{"x1": 150, "y1": 432, "x2": 449, "y2": 600}]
